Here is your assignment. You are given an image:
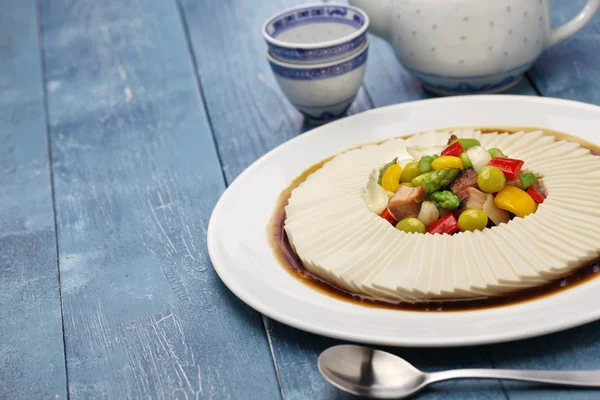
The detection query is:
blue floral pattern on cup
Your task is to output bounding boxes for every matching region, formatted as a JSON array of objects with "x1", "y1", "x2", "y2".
[
  {"x1": 269, "y1": 33, "x2": 366, "y2": 63},
  {"x1": 268, "y1": 49, "x2": 368, "y2": 80},
  {"x1": 264, "y1": 5, "x2": 368, "y2": 63},
  {"x1": 297, "y1": 105, "x2": 354, "y2": 123}
]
